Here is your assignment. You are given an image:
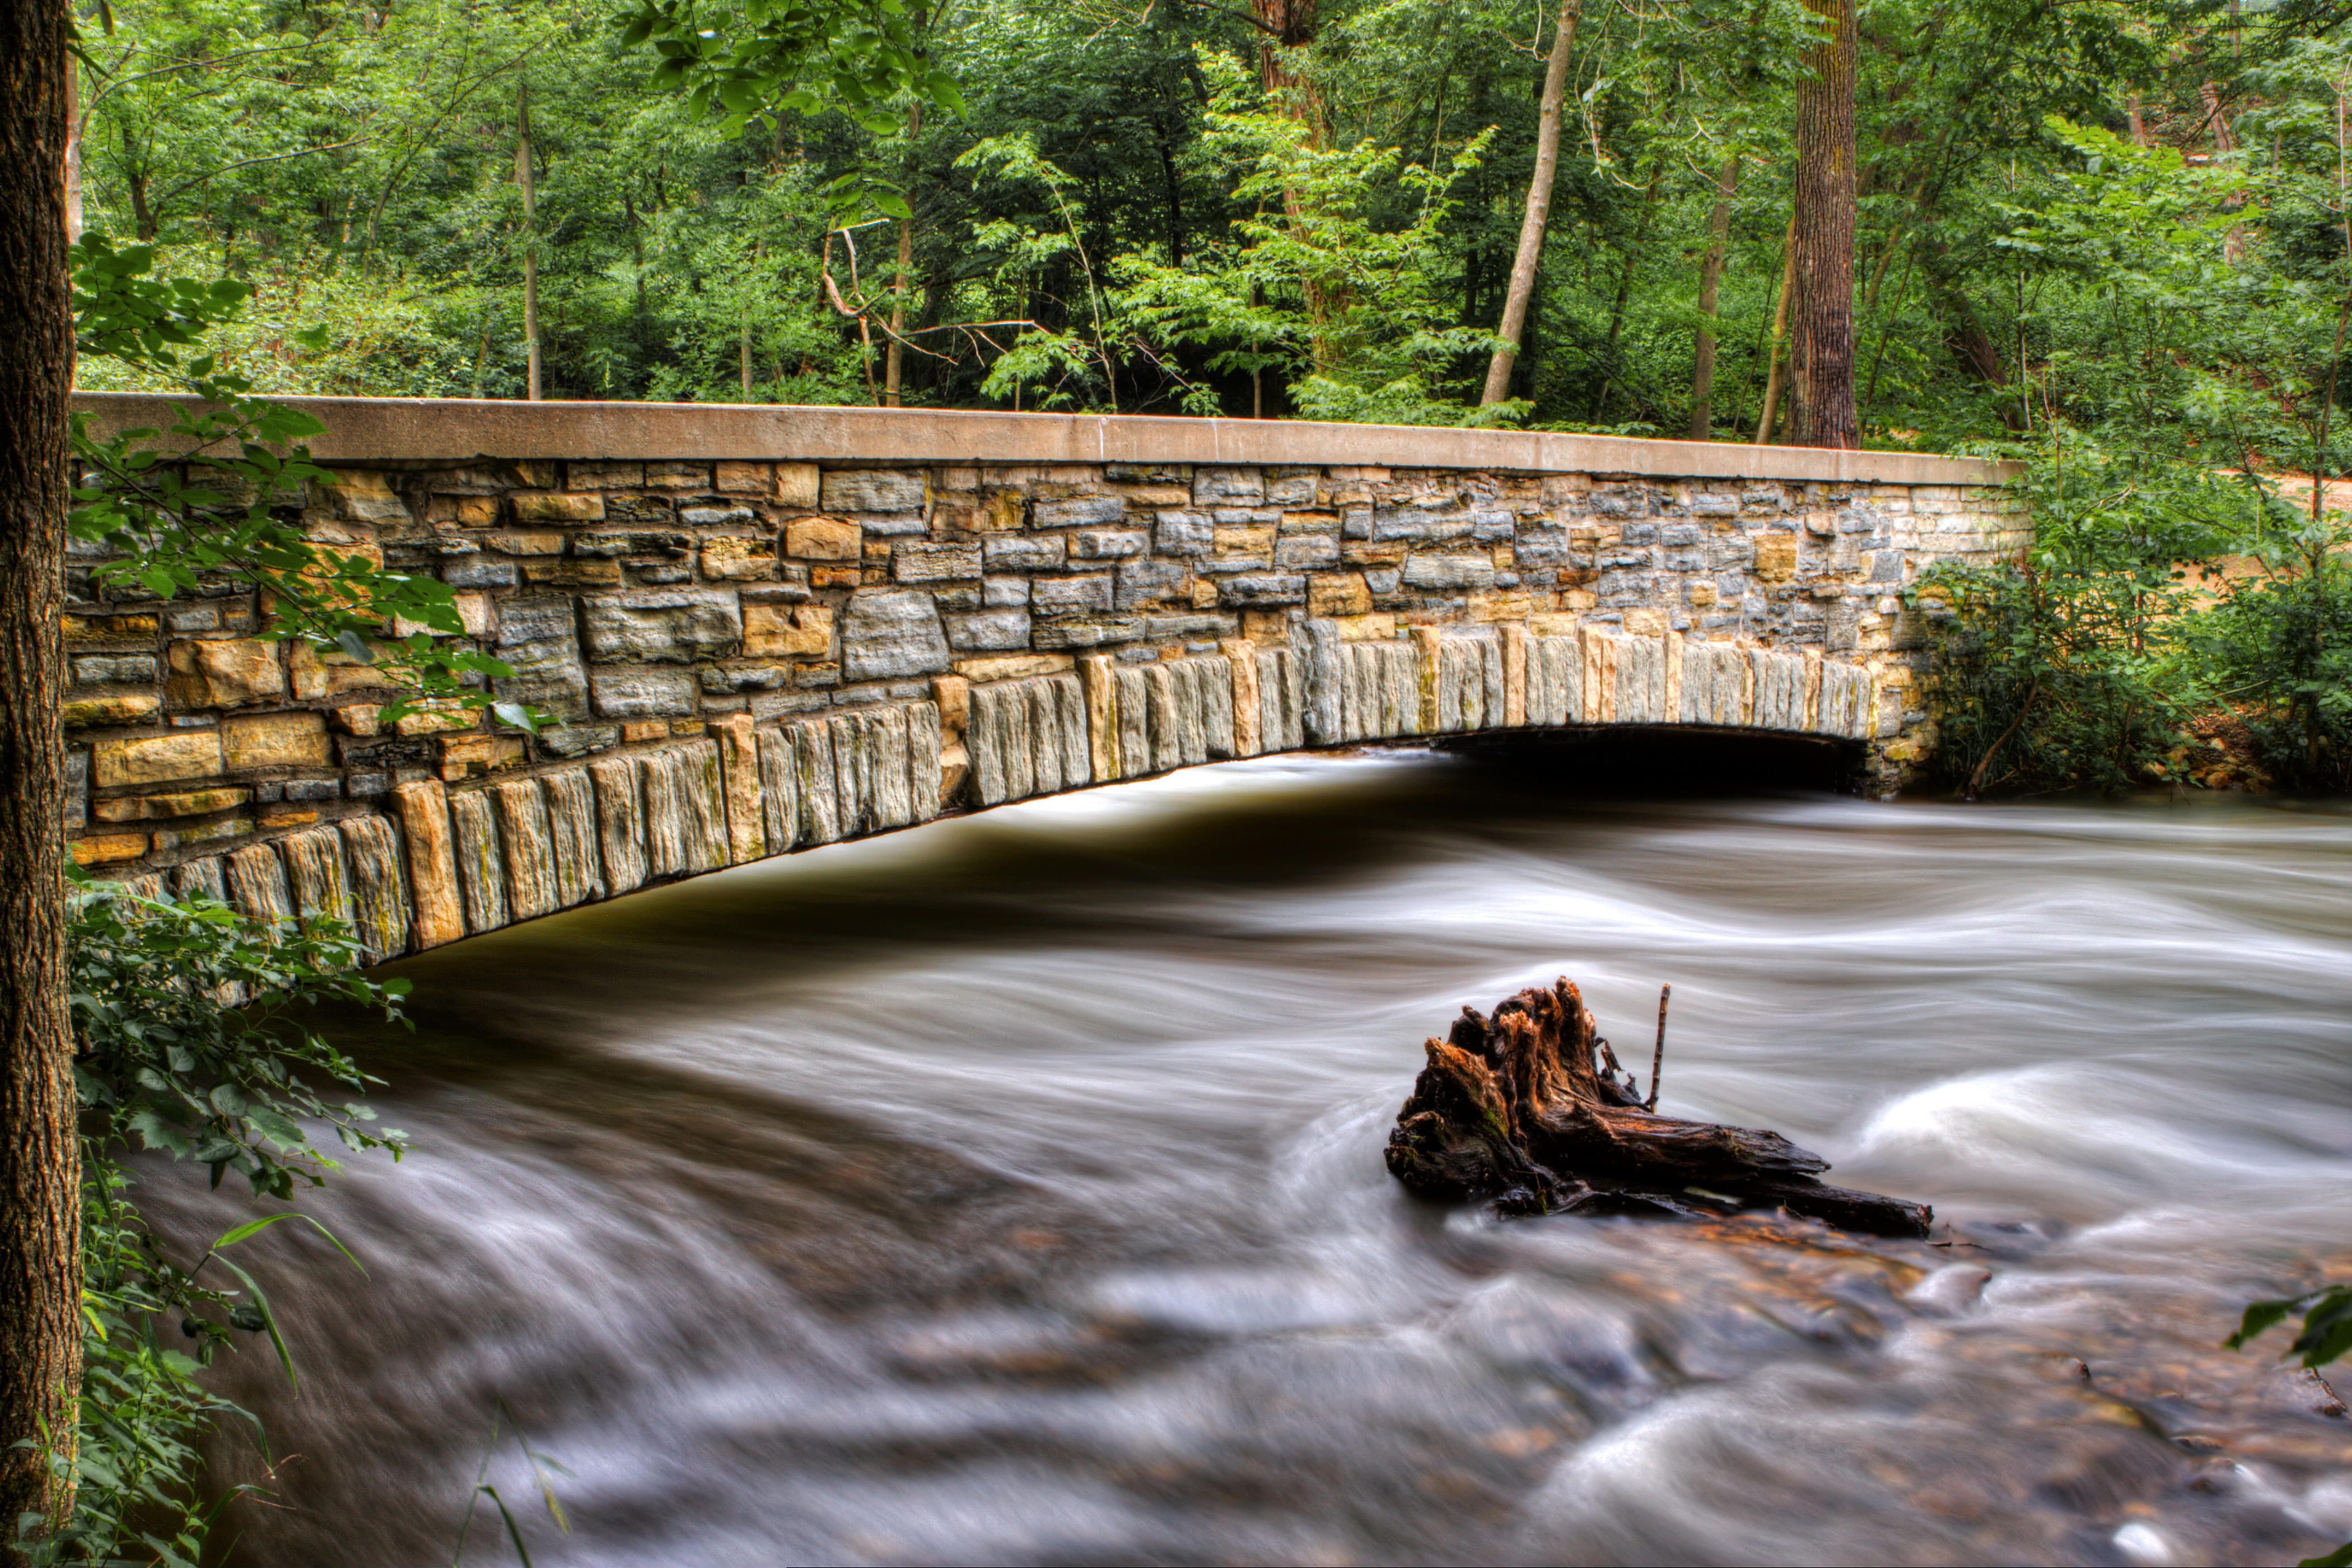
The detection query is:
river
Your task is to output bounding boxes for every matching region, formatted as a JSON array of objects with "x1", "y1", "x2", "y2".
[{"x1": 146, "y1": 745, "x2": 2352, "y2": 1566}]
